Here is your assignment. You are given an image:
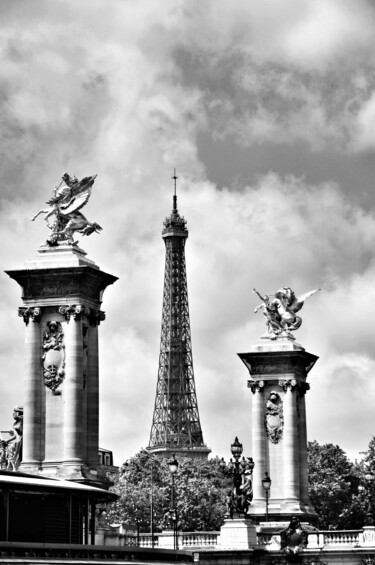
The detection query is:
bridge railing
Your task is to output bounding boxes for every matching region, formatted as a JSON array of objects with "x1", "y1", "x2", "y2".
[{"x1": 100, "y1": 526, "x2": 375, "y2": 550}]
